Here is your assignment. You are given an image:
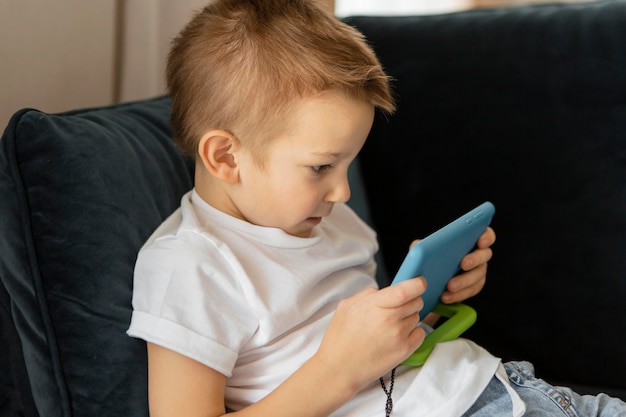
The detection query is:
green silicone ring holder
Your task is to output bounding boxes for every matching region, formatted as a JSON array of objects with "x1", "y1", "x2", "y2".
[{"x1": 402, "y1": 303, "x2": 477, "y2": 367}]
